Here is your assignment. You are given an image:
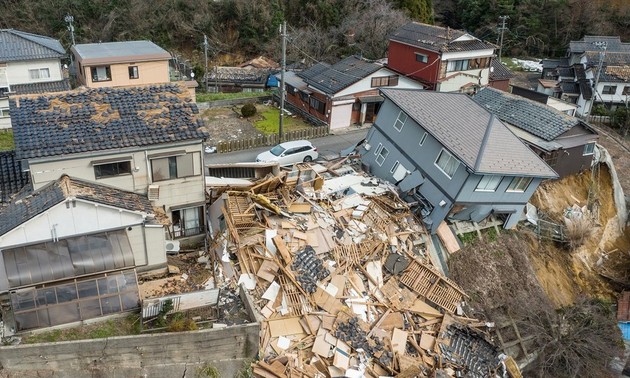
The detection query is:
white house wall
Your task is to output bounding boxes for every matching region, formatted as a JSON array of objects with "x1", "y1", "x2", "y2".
[
  {"x1": 329, "y1": 102, "x2": 353, "y2": 130},
  {"x1": 438, "y1": 69, "x2": 491, "y2": 92},
  {"x1": 0, "y1": 97, "x2": 10, "y2": 129},
  {"x1": 126, "y1": 224, "x2": 166, "y2": 268},
  {"x1": 334, "y1": 68, "x2": 423, "y2": 98},
  {"x1": 441, "y1": 49, "x2": 495, "y2": 61},
  {"x1": 6, "y1": 59, "x2": 63, "y2": 85}
]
